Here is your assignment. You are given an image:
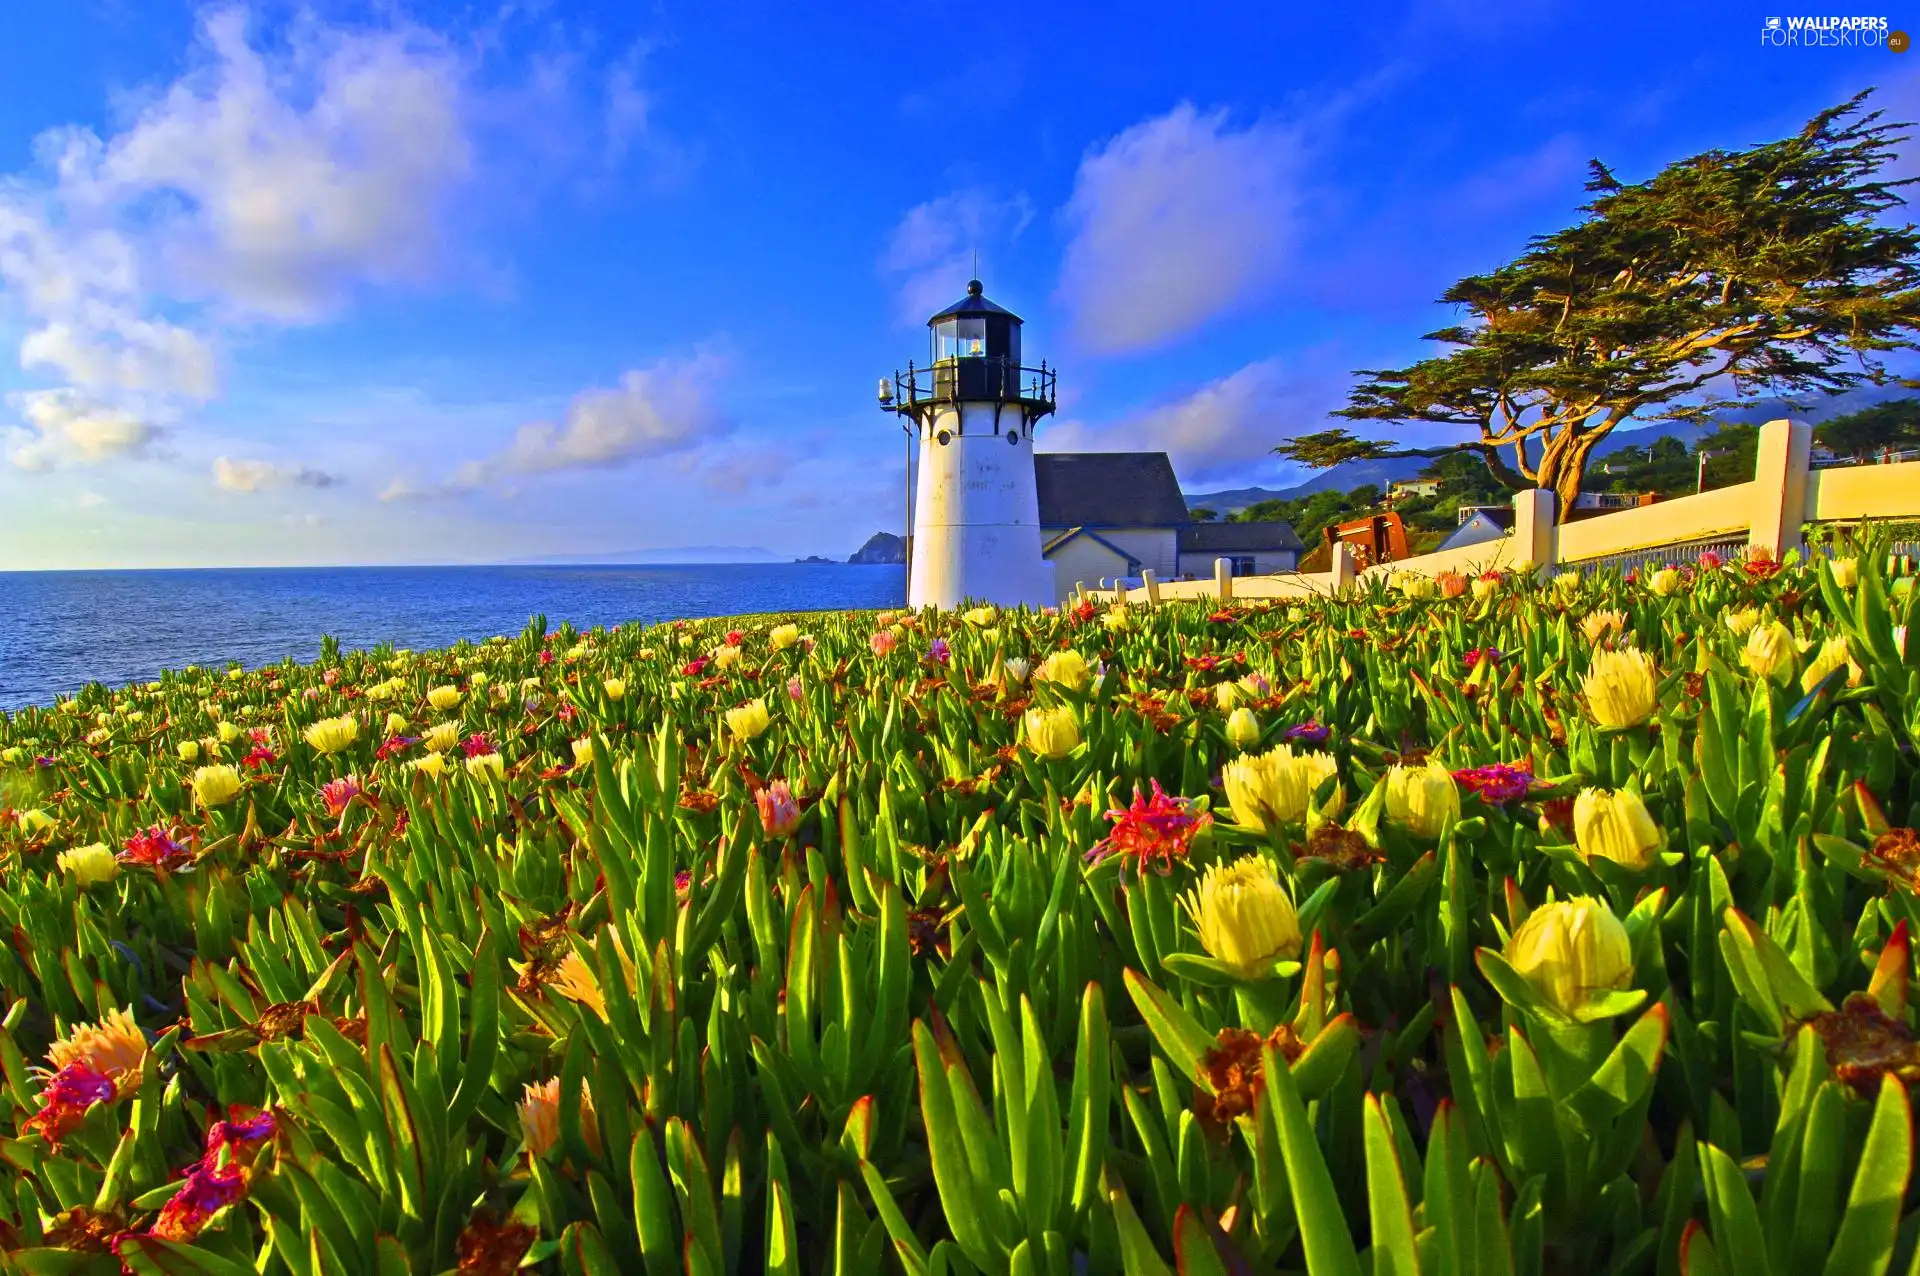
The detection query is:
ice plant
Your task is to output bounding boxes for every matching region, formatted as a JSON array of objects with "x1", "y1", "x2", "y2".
[
  {"x1": 519, "y1": 1077, "x2": 600, "y2": 1159},
  {"x1": 1453, "y1": 762, "x2": 1533, "y2": 806},
  {"x1": 466, "y1": 752, "x2": 506, "y2": 781},
  {"x1": 319, "y1": 776, "x2": 362, "y2": 818},
  {"x1": 770, "y1": 623, "x2": 801, "y2": 650},
  {"x1": 1222, "y1": 744, "x2": 1339, "y2": 832},
  {"x1": 1579, "y1": 609, "x2": 1627, "y2": 645},
  {"x1": 120, "y1": 825, "x2": 189, "y2": 869},
  {"x1": 1572, "y1": 788, "x2": 1662, "y2": 870},
  {"x1": 1646, "y1": 567, "x2": 1681, "y2": 596},
  {"x1": 1284, "y1": 719, "x2": 1330, "y2": 746},
  {"x1": 1740, "y1": 619, "x2": 1798, "y2": 683},
  {"x1": 603, "y1": 677, "x2": 627, "y2": 700},
  {"x1": 756, "y1": 780, "x2": 803, "y2": 837},
  {"x1": 25, "y1": 1008, "x2": 149, "y2": 1144},
  {"x1": 1088, "y1": 780, "x2": 1212, "y2": 876},
  {"x1": 726, "y1": 698, "x2": 772, "y2": 740},
  {"x1": 1800, "y1": 633, "x2": 1861, "y2": 693},
  {"x1": 1225, "y1": 707, "x2": 1261, "y2": 750},
  {"x1": 57, "y1": 842, "x2": 118, "y2": 887},
  {"x1": 190, "y1": 764, "x2": 243, "y2": 807},
  {"x1": 926, "y1": 638, "x2": 951, "y2": 665},
  {"x1": 1021, "y1": 705, "x2": 1080, "y2": 759},
  {"x1": 1582, "y1": 647, "x2": 1657, "y2": 729},
  {"x1": 869, "y1": 630, "x2": 898, "y2": 656},
  {"x1": 571, "y1": 737, "x2": 594, "y2": 770},
  {"x1": 302, "y1": 714, "x2": 359, "y2": 754},
  {"x1": 1504, "y1": 897, "x2": 1636, "y2": 1021},
  {"x1": 428, "y1": 684, "x2": 463, "y2": 710},
  {"x1": 1036, "y1": 648, "x2": 1091, "y2": 691},
  {"x1": 1384, "y1": 760, "x2": 1460, "y2": 837},
  {"x1": 1185, "y1": 854, "x2": 1302, "y2": 978}
]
